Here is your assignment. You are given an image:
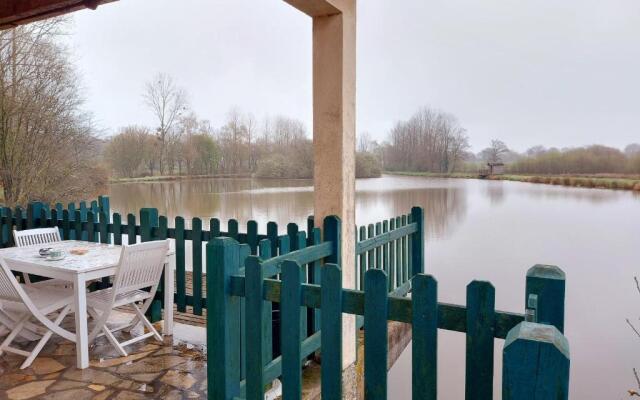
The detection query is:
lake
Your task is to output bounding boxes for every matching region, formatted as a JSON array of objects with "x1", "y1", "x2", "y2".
[{"x1": 107, "y1": 175, "x2": 640, "y2": 399}]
